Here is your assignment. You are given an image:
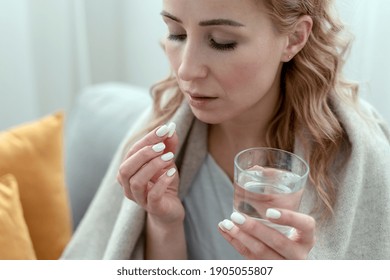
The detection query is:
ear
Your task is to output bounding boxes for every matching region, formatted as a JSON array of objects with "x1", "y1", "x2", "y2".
[{"x1": 282, "y1": 15, "x2": 313, "y2": 62}]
